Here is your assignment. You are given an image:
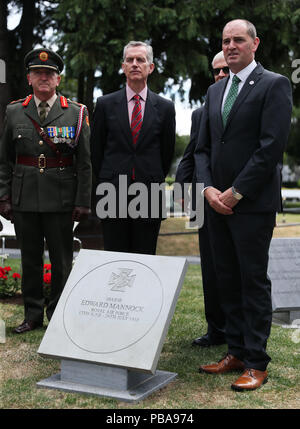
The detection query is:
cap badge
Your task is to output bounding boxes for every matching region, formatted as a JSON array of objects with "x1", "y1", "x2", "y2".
[{"x1": 39, "y1": 51, "x2": 49, "y2": 61}]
